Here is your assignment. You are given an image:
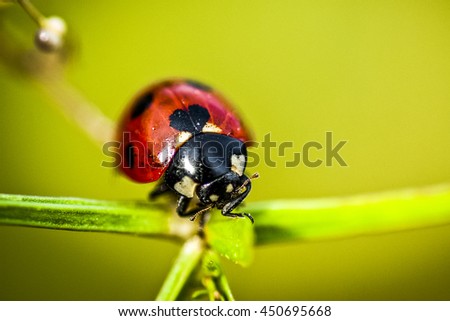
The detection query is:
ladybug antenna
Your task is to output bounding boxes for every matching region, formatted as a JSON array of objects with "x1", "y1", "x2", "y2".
[
  {"x1": 189, "y1": 204, "x2": 214, "y2": 222},
  {"x1": 236, "y1": 172, "x2": 259, "y2": 194}
]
